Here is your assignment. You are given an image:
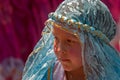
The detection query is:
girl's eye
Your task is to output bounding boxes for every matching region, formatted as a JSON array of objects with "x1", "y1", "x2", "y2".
[{"x1": 67, "y1": 39, "x2": 74, "y2": 44}]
